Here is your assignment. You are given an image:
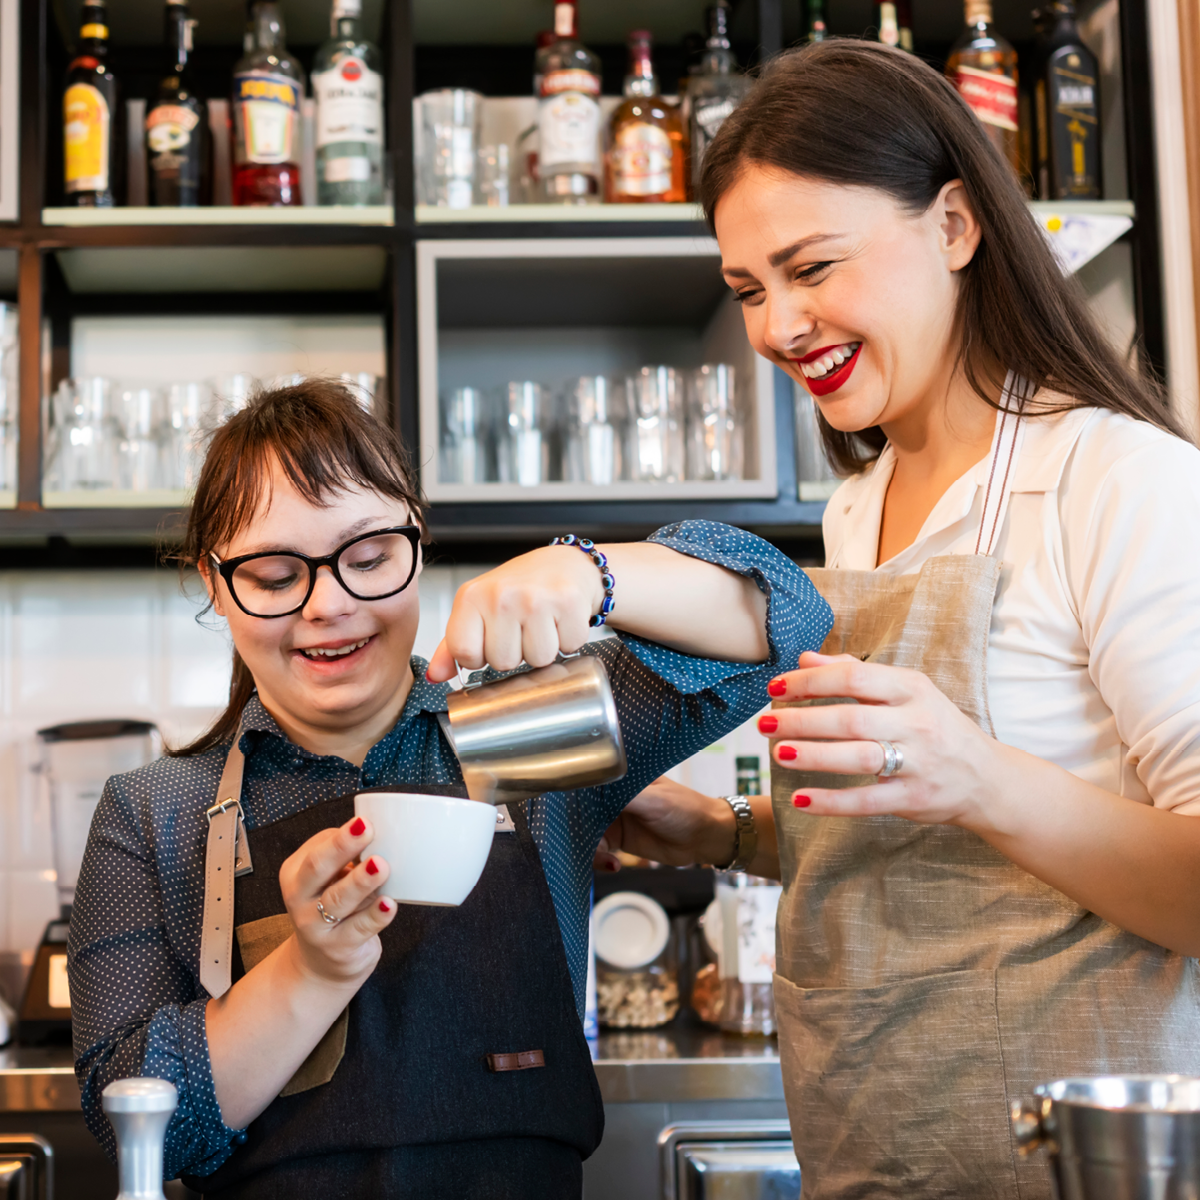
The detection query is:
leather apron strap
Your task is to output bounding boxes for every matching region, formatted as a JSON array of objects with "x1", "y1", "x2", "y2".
[{"x1": 200, "y1": 727, "x2": 255, "y2": 999}]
